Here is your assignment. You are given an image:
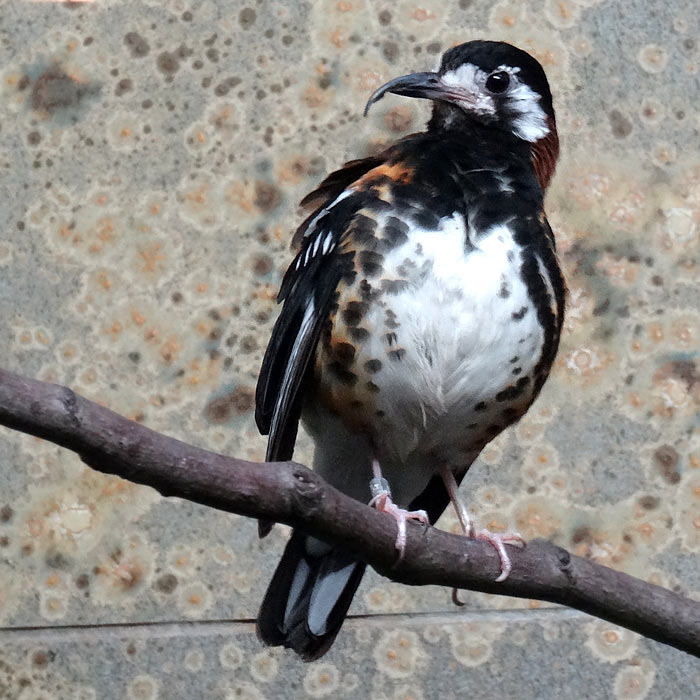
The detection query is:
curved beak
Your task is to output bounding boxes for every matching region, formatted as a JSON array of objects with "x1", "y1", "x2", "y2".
[{"x1": 364, "y1": 71, "x2": 472, "y2": 116}]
